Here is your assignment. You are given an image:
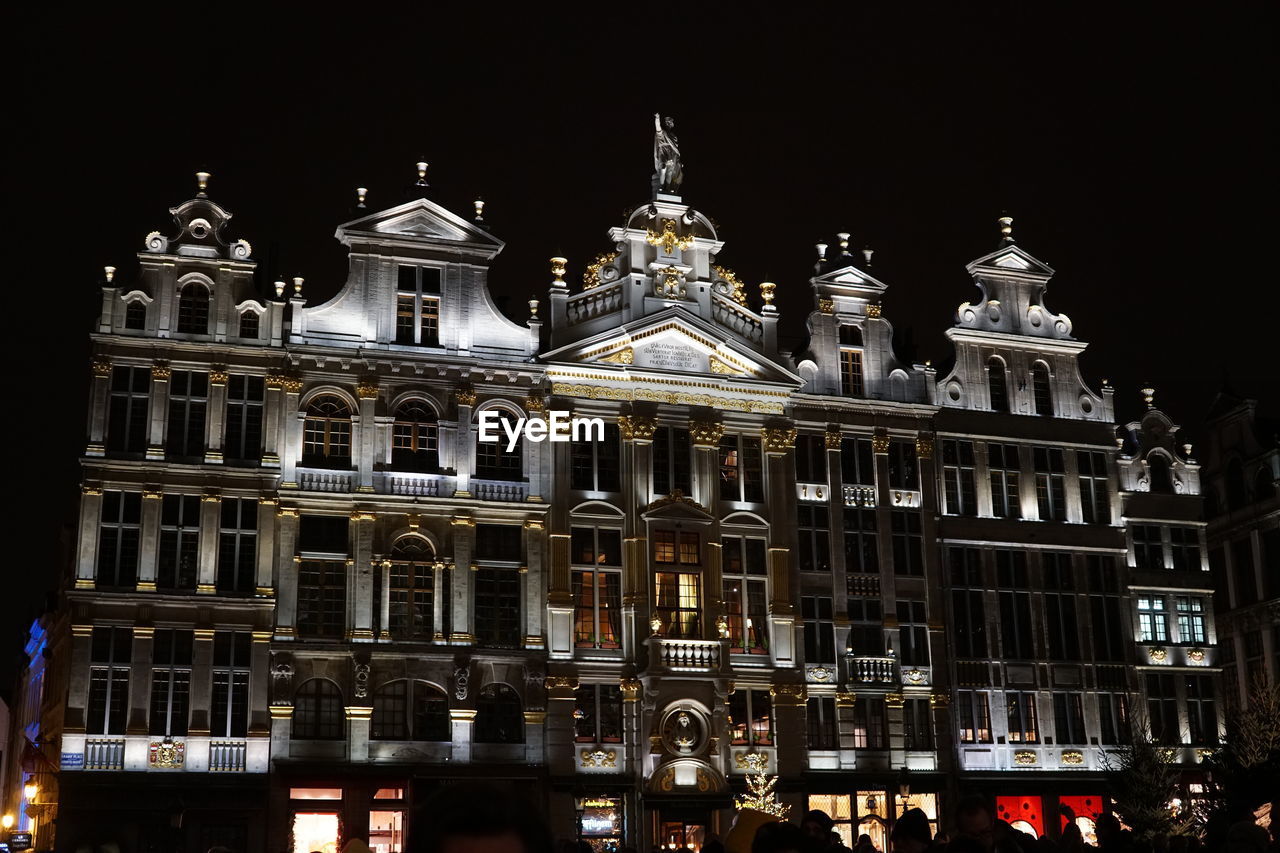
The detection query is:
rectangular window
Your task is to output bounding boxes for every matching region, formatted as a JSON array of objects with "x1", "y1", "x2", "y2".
[
  {"x1": 166, "y1": 370, "x2": 208, "y2": 458},
  {"x1": 896, "y1": 600, "x2": 929, "y2": 667},
  {"x1": 957, "y1": 690, "x2": 993, "y2": 743},
  {"x1": 807, "y1": 697, "x2": 838, "y2": 750},
  {"x1": 1033, "y1": 447, "x2": 1067, "y2": 521},
  {"x1": 887, "y1": 441, "x2": 918, "y2": 490},
  {"x1": 107, "y1": 365, "x2": 150, "y2": 454},
  {"x1": 719, "y1": 435, "x2": 765, "y2": 502},
  {"x1": 1098, "y1": 693, "x2": 1130, "y2": 745},
  {"x1": 1045, "y1": 585, "x2": 1081, "y2": 663},
  {"x1": 1186, "y1": 675, "x2": 1217, "y2": 745},
  {"x1": 987, "y1": 443, "x2": 1022, "y2": 519},
  {"x1": 475, "y1": 414, "x2": 522, "y2": 481},
  {"x1": 1146, "y1": 674, "x2": 1179, "y2": 745},
  {"x1": 1077, "y1": 451, "x2": 1111, "y2": 524},
  {"x1": 654, "y1": 572, "x2": 700, "y2": 639},
  {"x1": 218, "y1": 498, "x2": 258, "y2": 594},
  {"x1": 903, "y1": 698, "x2": 934, "y2": 750},
  {"x1": 840, "y1": 437, "x2": 875, "y2": 487},
  {"x1": 846, "y1": 597, "x2": 883, "y2": 655},
  {"x1": 388, "y1": 547, "x2": 435, "y2": 641},
  {"x1": 474, "y1": 569, "x2": 520, "y2": 648},
  {"x1": 1053, "y1": 693, "x2": 1087, "y2": 745},
  {"x1": 571, "y1": 423, "x2": 621, "y2": 492},
  {"x1": 891, "y1": 511, "x2": 923, "y2": 576},
  {"x1": 840, "y1": 349, "x2": 865, "y2": 397},
  {"x1": 150, "y1": 629, "x2": 193, "y2": 737},
  {"x1": 852, "y1": 696, "x2": 887, "y2": 749},
  {"x1": 158, "y1": 494, "x2": 200, "y2": 591},
  {"x1": 949, "y1": 548, "x2": 988, "y2": 659},
  {"x1": 88, "y1": 627, "x2": 132, "y2": 735},
  {"x1": 1089, "y1": 592, "x2": 1127, "y2": 662},
  {"x1": 1169, "y1": 527, "x2": 1201, "y2": 572},
  {"x1": 211, "y1": 631, "x2": 251, "y2": 738},
  {"x1": 1137, "y1": 596, "x2": 1169, "y2": 643},
  {"x1": 653, "y1": 427, "x2": 692, "y2": 496},
  {"x1": 842, "y1": 507, "x2": 878, "y2": 574},
  {"x1": 573, "y1": 684, "x2": 623, "y2": 744},
  {"x1": 98, "y1": 491, "x2": 141, "y2": 587},
  {"x1": 802, "y1": 596, "x2": 835, "y2": 664},
  {"x1": 797, "y1": 506, "x2": 831, "y2": 571},
  {"x1": 997, "y1": 551, "x2": 1034, "y2": 659},
  {"x1": 942, "y1": 440, "x2": 977, "y2": 516},
  {"x1": 728, "y1": 689, "x2": 774, "y2": 746},
  {"x1": 1005, "y1": 691, "x2": 1039, "y2": 743},
  {"x1": 224, "y1": 375, "x2": 265, "y2": 464},
  {"x1": 1133, "y1": 525, "x2": 1165, "y2": 570},
  {"x1": 722, "y1": 536, "x2": 768, "y2": 654},
  {"x1": 571, "y1": 528, "x2": 623, "y2": 650},
  {"x1": 474, "y1": 524, "x2": 523, "y2": 562},
  {"x1": 298, "y1": 560, "x2": 347, "y2": 639},
  {"x1": 1175, "y1": 596, "x2": 1207, "y2": 644},
  {"x1": 795, "y1": 434, "x2": 827, "y2": 483},
  {"x1": 395, "y1": 266, "x2": 442, "y2": 346},
  {"x1": 654, "y1": 531, "x2": 700, "y2": 566}
]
